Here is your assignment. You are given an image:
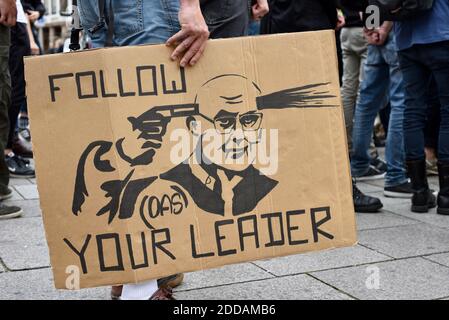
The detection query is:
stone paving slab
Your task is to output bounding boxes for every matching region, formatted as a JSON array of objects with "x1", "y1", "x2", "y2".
[
  {"x1": 13, "y1": 185, "x2": 39, "y2": 200},
  {"x1": 403, "y1": 211, "x2": 449, "y2": 230},
  {"x1": 0, "y1": 217, "x2": 50, "y2": 270},
  {"x1": 424, "y1": 253, "x2": 449, "y2": 268},
  {"x1": 175, "y1": 274, "x2": 352, "y2": 300},
  {"x1": 0, "y1": 268, "x2": 109, "y2": 300},
  {"x1": 356, "y1": 211, "x2": 419, "y2": 231},
  {"x1": 177, "y1": 263, "x2": 273, "y2": 292},
  {"x1": 3, "y1": 199, "x2": 41, "y2": 218},
  {"x1": 359, "y1": 224, "x2": 449, "y2": 259},
  {"x1": 9, "y1": 178, "x2": 32, "y2": 186},
  {"x1": 311, "y1": 257, "x2": 449, "y2": 300},
  {"x1": 387, "y1": 205, "x2": 449, "y2": 230},
  {"x1": 6, "y1": 188, "x2": 24, "y2": 201},
  {"x1": 253, "y1": 245, "x2": 390, "y2": 276},
  {"x1": 367, "y1": 191, "x2": 449, "y2": 231},
  {"x1": 366, "y1": 192, "x2": 411, "y2": 212}
]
